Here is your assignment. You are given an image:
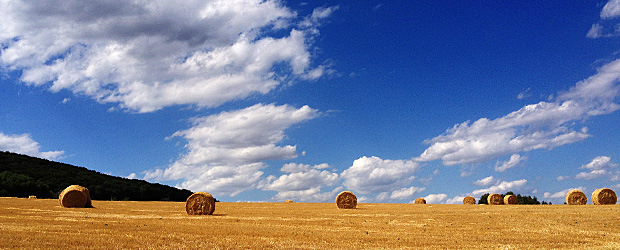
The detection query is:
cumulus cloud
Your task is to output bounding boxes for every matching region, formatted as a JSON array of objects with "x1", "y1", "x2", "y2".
[
  {"x1": 341, "y1": 156, "x2": 419, "y2": 195},
  {"x1": 575, "y1": 156, "x2": 619, "y2": 180},
  {"x1": 280, "y1": 162, "x2": 330, "y2": 173},
  {"x1": 580, "y1": 156, "x2": 618, "y2": 169},
  {"x1": 0, "y1": 132, "x2": 64, "y2": 160},
  {"x1": 424, "y1": 194, "x2": 447, "y2": 204},
  {"x1": 0, "y1": 0, "x2": 333, "y2": 112},
  {"x1": 389, "y1": 186, "x2": 426, "y2": 200},
  {"x1": 543, "y1": 187, "x2": 585, "y2": 199},
  {"x1": 143, "y1": 103, "x2": 319, "y2": 197},
  {"x1": 258, "y1": 163, "x2": 340, "y2": 202},
  {"x1": 556, "y1": 176, "x2": 570, "y2": 181},
  {"x1": 495, "y1": 154, "x2": 527, "y2": 172},
  {"x1": 446, "y1": 196, "x2": 469, "y2": 204},
  {"x1": 473, "y1": 176, "x2": 498, "y2": 186},
  {"x1": 417, "y1": 58, "x2": 620, "y2": 166},
  {"x1": 267, "y1": 186, "x2": 343, "y2": 203},
  {"x1": 588, "y1": 0, "x2": 620, "y2": 38},
  {"x1": 575, "y1": 170, "x2": 608, "y2": 180},
  {"x1": 472, "y1": 179, "x2": 528, "y2": 196},
  {"x1": 601, "y1": 0, "x2": 620, "y2": 19}
]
